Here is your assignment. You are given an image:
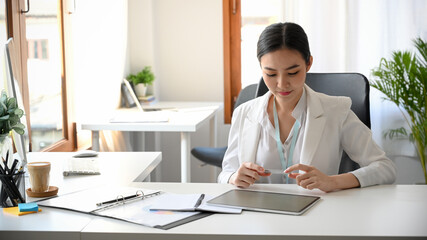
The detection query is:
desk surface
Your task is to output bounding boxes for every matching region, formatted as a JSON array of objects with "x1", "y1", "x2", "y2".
[
  {"x1": 26, "y1": 152, "x2": 162, "y2": 196},
  {"x1": 0, "y1": 152, "x2": 161, "y2": 240},
  {"x1": 83, "y1": 183, "x2": 427, "y2": 240},
  {"x1": 2, "y1": 182, "x2": 424, "y2": 240},
  {"x1": 81, "y1": 101, "x2": 222, "y2": 132}
]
